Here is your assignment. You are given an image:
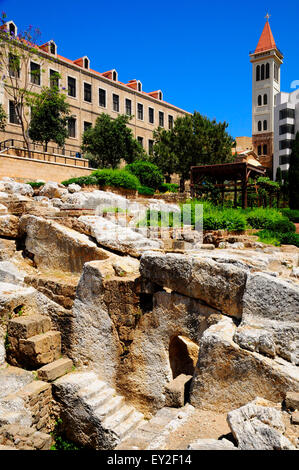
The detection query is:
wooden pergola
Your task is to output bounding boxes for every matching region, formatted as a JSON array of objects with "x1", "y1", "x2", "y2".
[{"x1": 190, "y1": 162, "x2": 267, "y2": 209}]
